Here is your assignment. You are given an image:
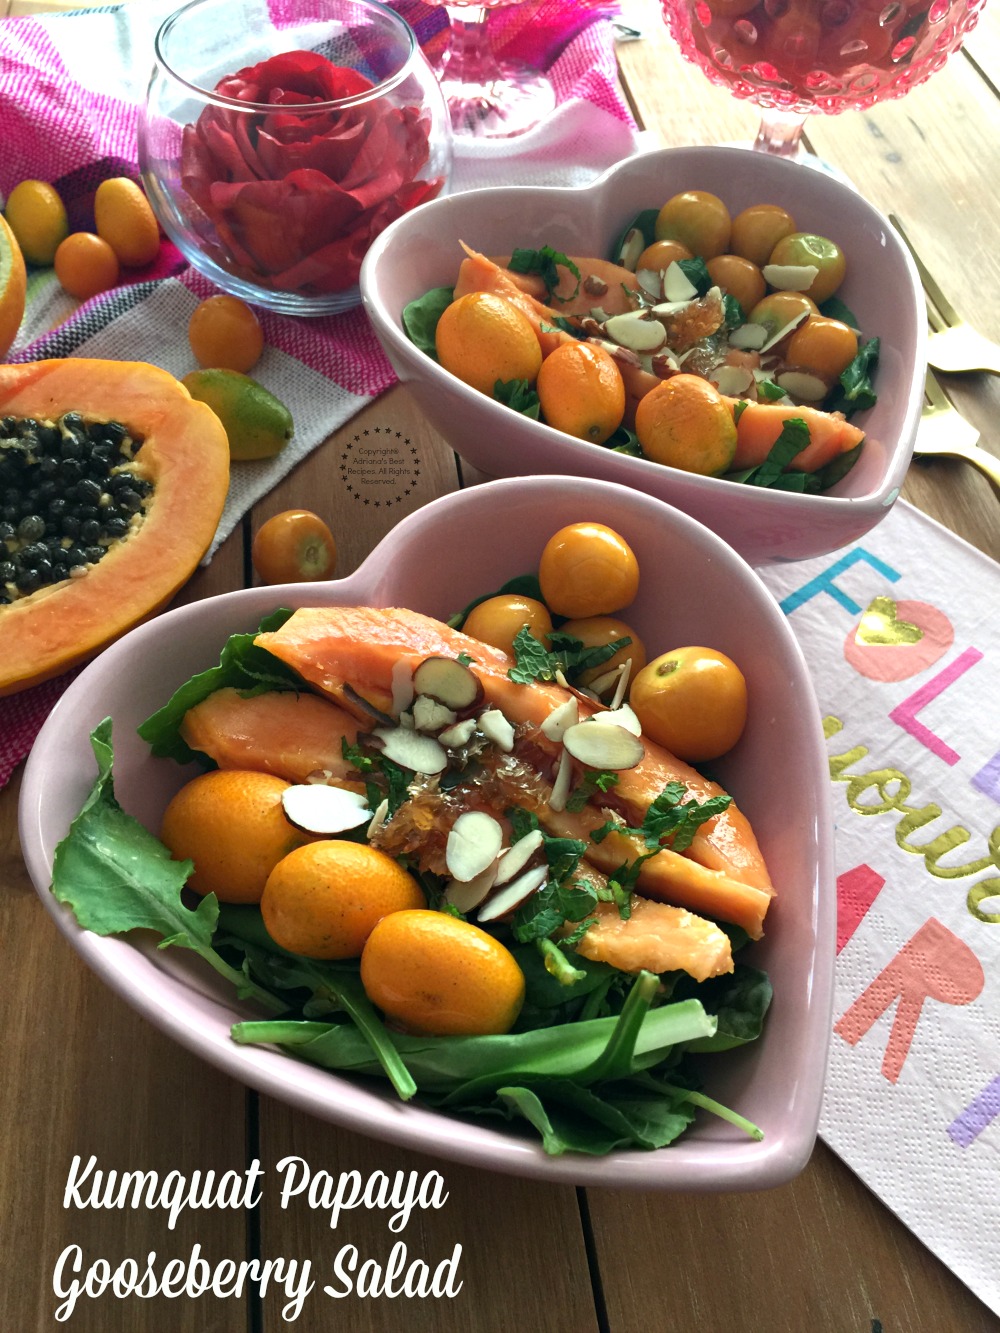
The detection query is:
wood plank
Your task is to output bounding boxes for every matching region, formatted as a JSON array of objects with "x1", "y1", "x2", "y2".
[
  {"x1": 255, "y1": 1108, "x2": 600, "y2": 1333},
  {"x1": 0, "y1": 536, "x2": 249, "y2": 1333},
  {"x1": 586, "y1": 1139, "x2": 1000, "y2": 1332}
]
